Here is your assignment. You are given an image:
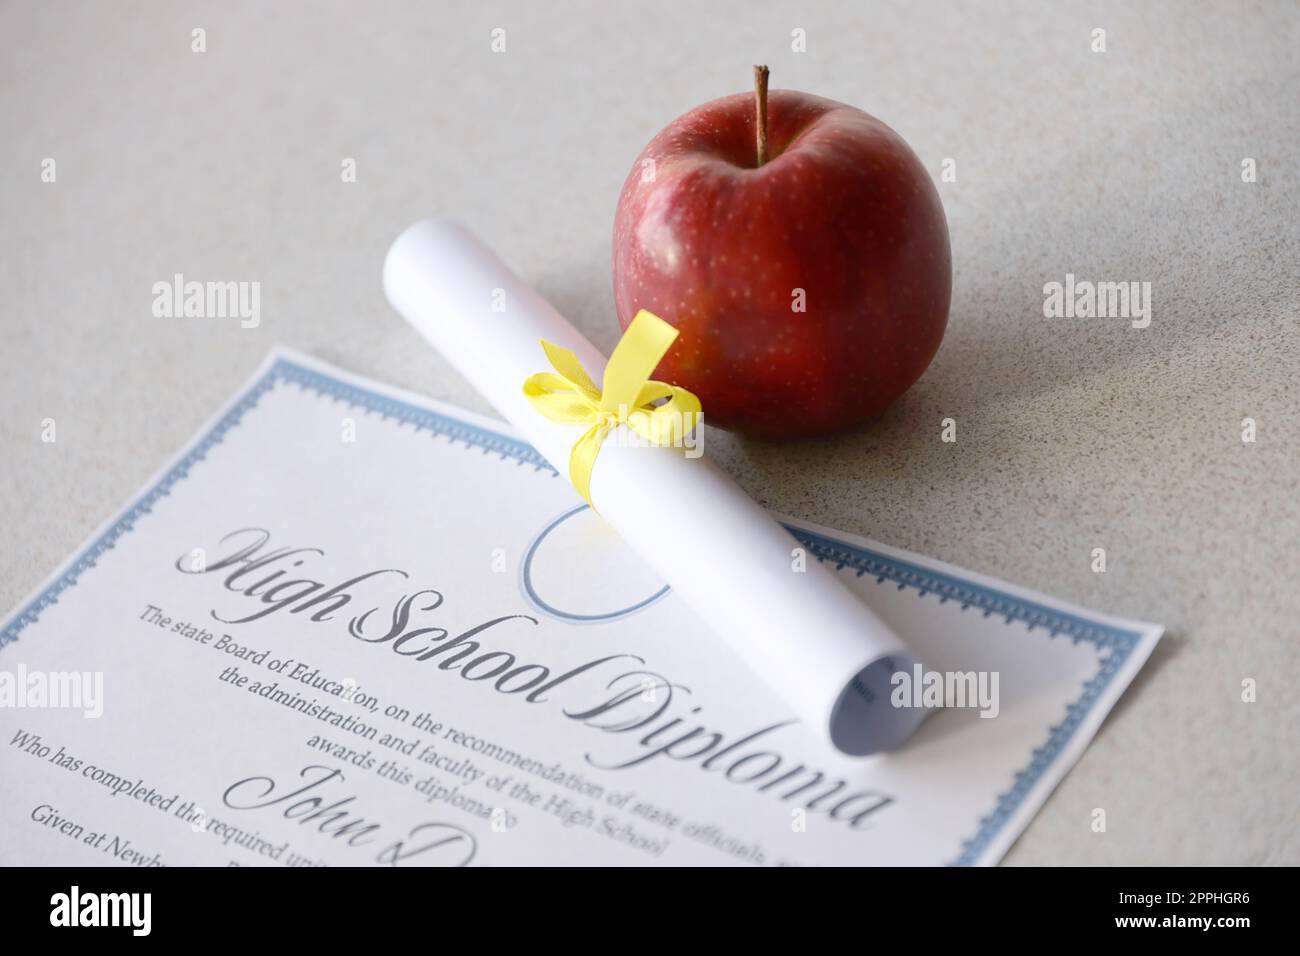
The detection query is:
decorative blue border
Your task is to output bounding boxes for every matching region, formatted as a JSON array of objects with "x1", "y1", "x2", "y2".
[
  {"x1": 0, "y1": 355, "x2": 1142, "y2": 867},
  {"x1": 788, "y1": 527, "x2": 1140, "y2": 866}
]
